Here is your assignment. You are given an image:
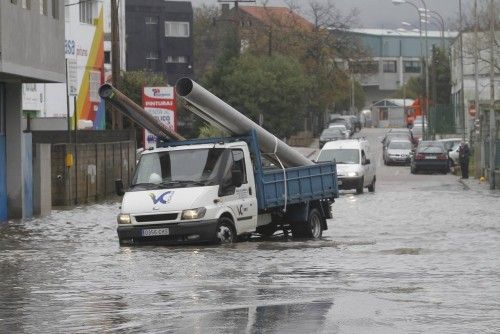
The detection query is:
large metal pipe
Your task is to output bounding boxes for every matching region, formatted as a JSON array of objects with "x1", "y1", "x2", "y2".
[
  {"x1": 176, "y1": 78, "x2": 313, "y2": 167},
  {"x1": 98, "y1": 84, "x2": 184, "y2": 141}
]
